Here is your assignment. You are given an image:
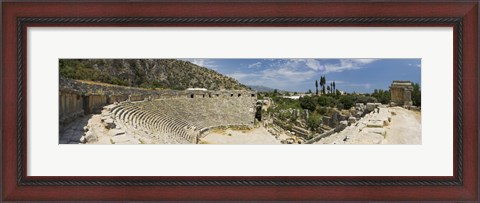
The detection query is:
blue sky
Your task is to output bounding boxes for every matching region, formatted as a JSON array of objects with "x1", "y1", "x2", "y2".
[{"x1": 180, "y1": 59, "x2": 421, "y2": 93}]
